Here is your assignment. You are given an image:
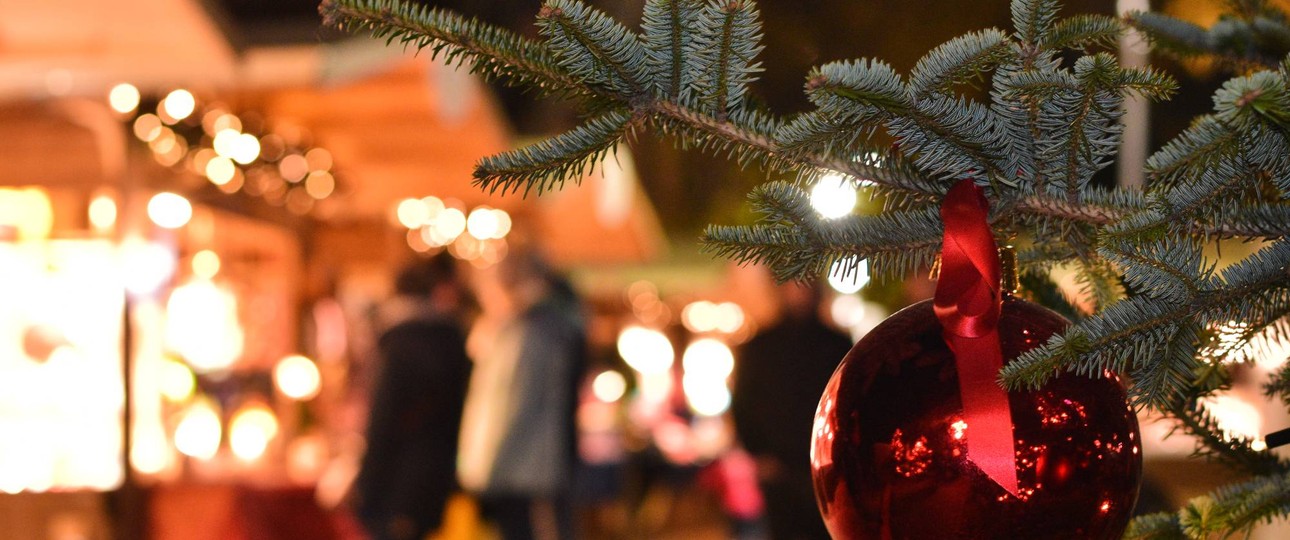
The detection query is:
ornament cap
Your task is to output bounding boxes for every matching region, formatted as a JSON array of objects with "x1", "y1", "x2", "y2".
[{"x1": 999, "y1": 245, "x2": 1018, "y2": 296}]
